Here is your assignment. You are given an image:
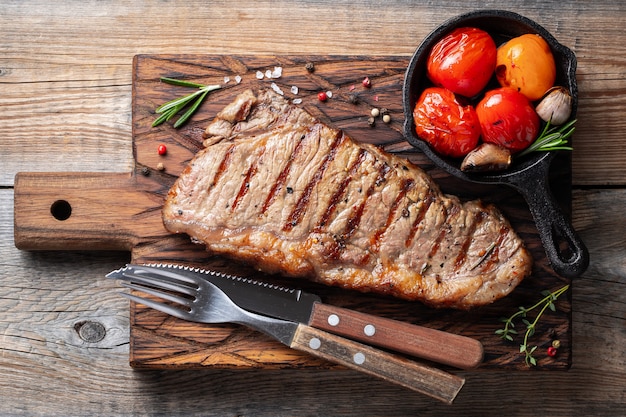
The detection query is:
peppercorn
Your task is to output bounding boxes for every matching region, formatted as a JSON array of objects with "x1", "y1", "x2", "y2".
[
  {"x1": 317, "y1": 91, "x2": 328, "y2": 102},
  {"x1": 547, "y1": 346, "x2": 558, "y2": 357},
  {"x1": 371, "y1": 108, "x2": 380, "y2": 118},
  {"x1": 157, "y1": 162, "x2": 165, "y2": 171},
  {"x1": 549, "y1": 328, "x2": 558, "y2": 339},
  {"x1": 141, "y1": 166, "x2": 150, "y2": 176},
  {"x1": 367, "y1": 116, "x2": 376, "y2": 127},
  {"x1": 348, "y1": 93, "x2": 359, "y2": 104},
  {"x1": 382, "y1": 114, "x2": 391, "y2": 124},
  {"x1": 362, "y1": 77, "x2": 372, "y2": 88},
  {"x1": 551, "y1": 339, "x2": 561, "y2": 349},
  {"x1": 157, "y1": 144, "x2": 167, "y2": 155},
  {"x1": 305, "y1": 62, "x2": 315, "y2": 73}
]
